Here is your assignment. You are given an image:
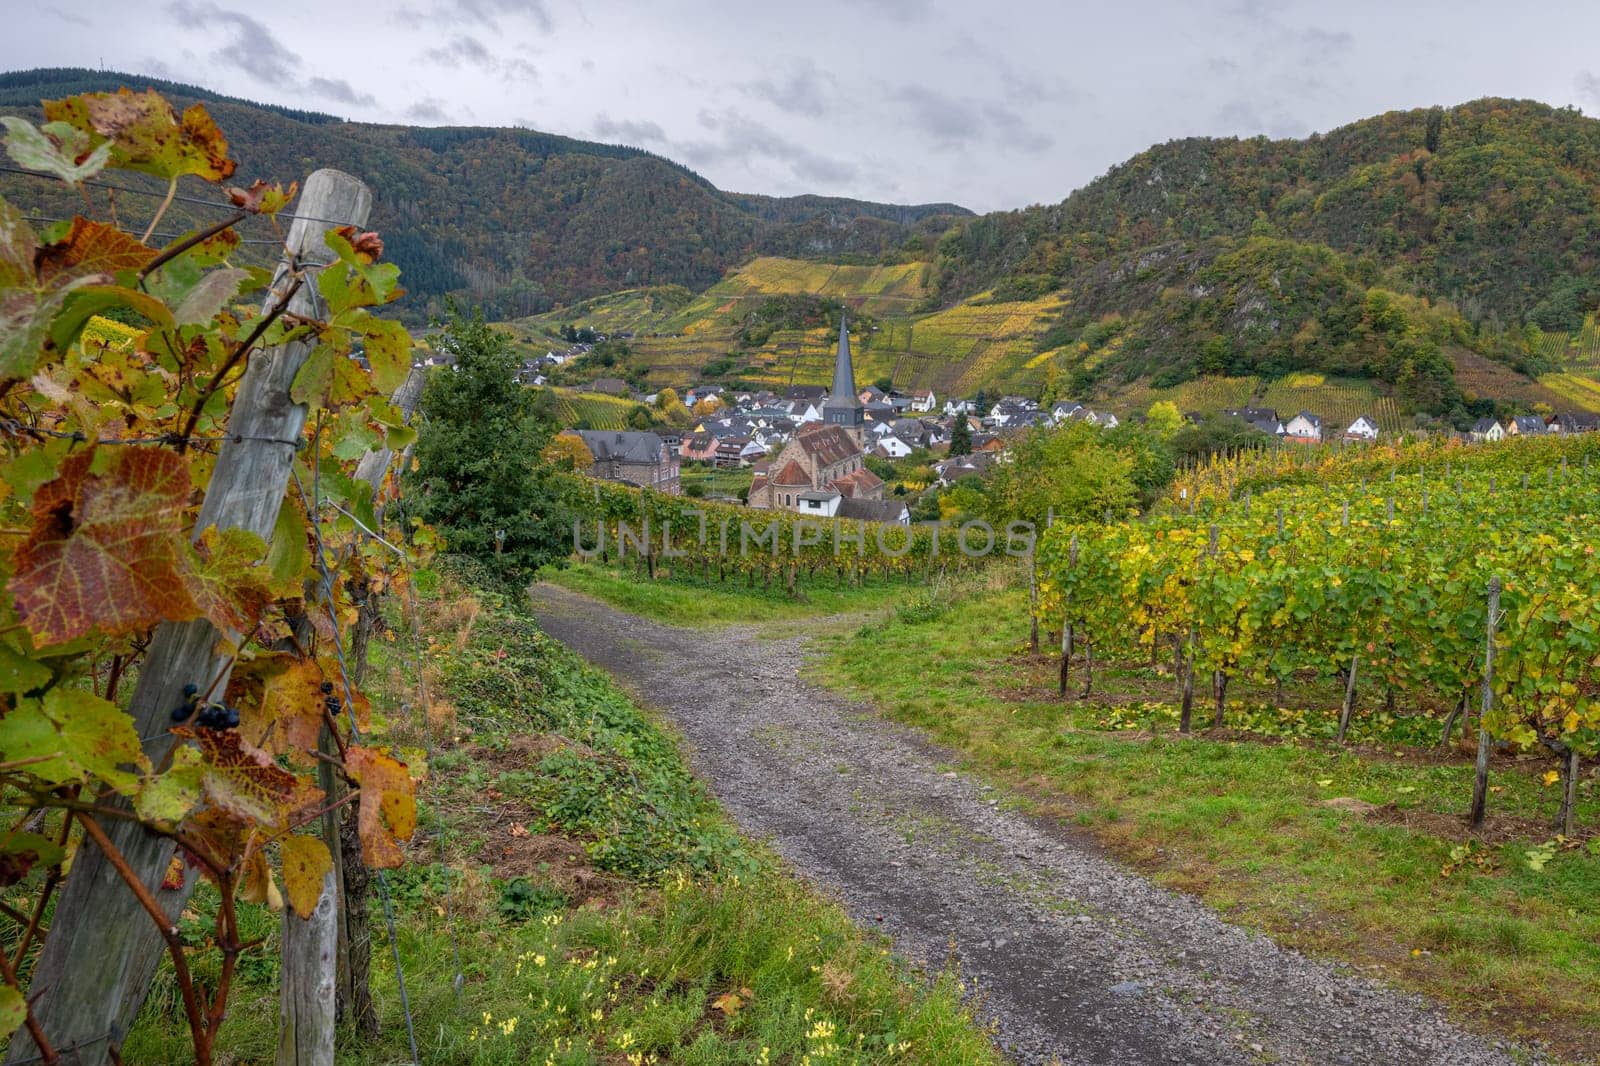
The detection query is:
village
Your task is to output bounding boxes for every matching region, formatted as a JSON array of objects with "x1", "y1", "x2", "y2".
[{"x1": 491, "y1": 323, "x2": 1600, "y2": 521}]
